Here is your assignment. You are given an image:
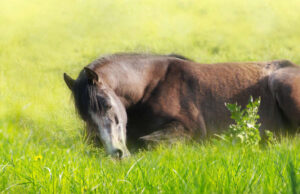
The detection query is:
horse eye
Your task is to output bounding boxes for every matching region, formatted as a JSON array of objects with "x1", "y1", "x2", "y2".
[{"x1": 114, "y1": 115, "x2": 119, "y2": 125}]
